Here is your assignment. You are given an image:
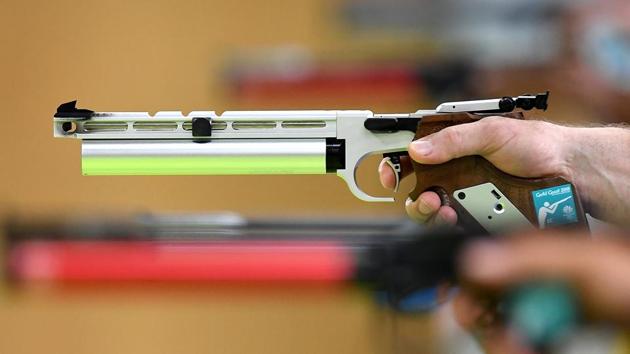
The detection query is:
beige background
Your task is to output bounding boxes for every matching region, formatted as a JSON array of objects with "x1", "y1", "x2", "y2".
[
  {"x1": 0, "y1": 0, "x2": 429, "y2": 219},
  {"x1": 0, "y1": 1, "x2": 431, "y2": 353},
  {"x1": 0, "y1": 1, "x2": 603, "y2": 353}
]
